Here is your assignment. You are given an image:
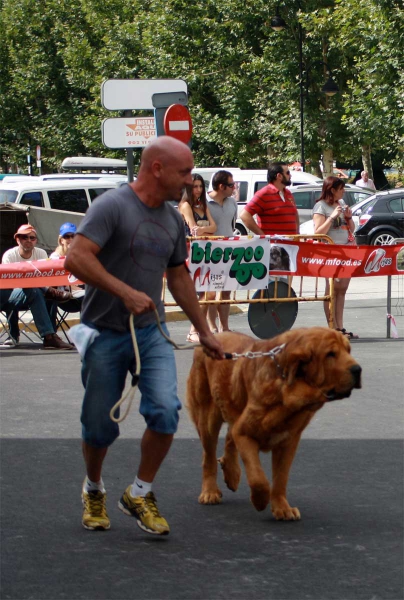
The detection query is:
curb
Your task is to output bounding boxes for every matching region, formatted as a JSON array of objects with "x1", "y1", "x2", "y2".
[{"x1": 0, "y1": 306, "x2": 245, "y2": 333}]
